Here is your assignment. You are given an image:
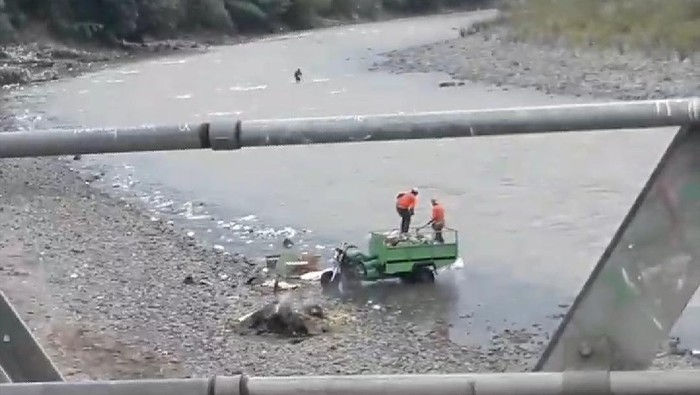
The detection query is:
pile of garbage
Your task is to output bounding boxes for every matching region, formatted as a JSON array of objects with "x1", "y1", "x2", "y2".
[
  {"x1": 235, "y1": 299, "x2": 328, "y2": 338},
  {"x1": 383, "y1": 230, "x2": 434, "y2": 247}
]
